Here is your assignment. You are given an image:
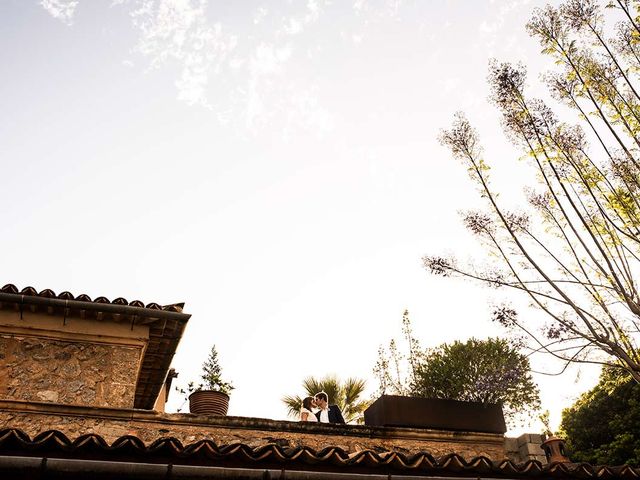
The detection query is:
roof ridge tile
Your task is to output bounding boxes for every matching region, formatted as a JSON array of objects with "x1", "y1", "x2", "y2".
[{"x1": 0, "y1": 283, "x2": 182, "y2": 311}]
